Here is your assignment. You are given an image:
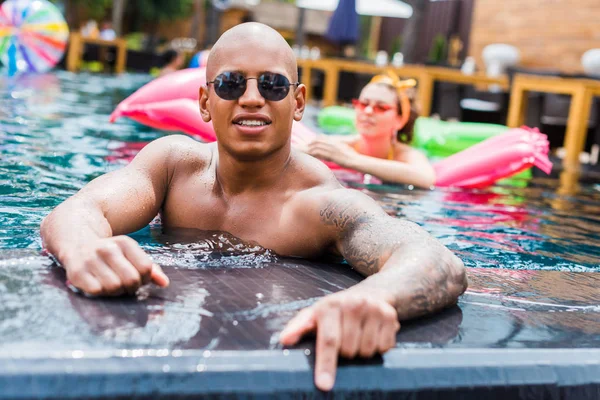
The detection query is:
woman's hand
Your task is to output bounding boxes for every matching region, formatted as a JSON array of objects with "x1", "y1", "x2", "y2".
[{"x1": 307, "y1": 137, "x2": 359, "y2": 167}]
